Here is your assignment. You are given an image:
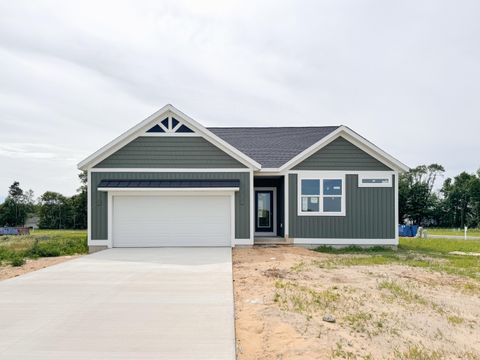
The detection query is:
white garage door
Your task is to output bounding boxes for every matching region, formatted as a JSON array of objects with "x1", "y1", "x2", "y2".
[{"x1": 112, "y1": 195, "x2": 231, "y2": 247}]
